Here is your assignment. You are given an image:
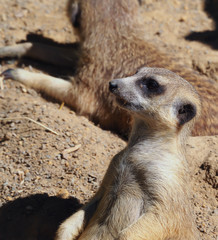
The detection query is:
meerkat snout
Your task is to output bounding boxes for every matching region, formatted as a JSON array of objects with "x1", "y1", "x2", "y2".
[{"x1": 109, "y1": 80, "x2": 118, "y2": 92}]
